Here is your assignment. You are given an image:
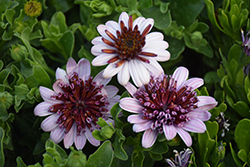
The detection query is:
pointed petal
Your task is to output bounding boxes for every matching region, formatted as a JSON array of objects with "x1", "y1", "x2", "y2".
[
  {"x1": 182, "y1": 119, "x2": 206, "y2": 133},
  {"x1": 142, "y1": 129, "x2": 158, "y2": 148},
  {"x1": 50, "y1": 127, "x2": 65, "y2": 143},
  {"x1": 34, "y1": 102, "x2": 52, "y2": 116},
  {"x1": 119, "y1": 97, "x2": 143, "y2": 113},
  {"x1": 119, "y1": 12, "x2": 129, "y2": 29},
  {"x1": 97, "y1": 25, "x2": 116, "y2": 42},
  {"x1": 39, "y1": 86, "x2": 62, "y2": 103},
  {"x1": 138, "y1": 18, "x2": 154, "y2": 34},
  {"x1": 136, "y1": 60, "x2": 150, "y2": 85},
  {"x1": 77, "y1": 58, "x2": 91, "y2": 80},
  {"x1": 182, "y1": 78, "x2": 204, "y2": 91},
  {"x1": 124, "y1": 82, "x2": 137, "y2": 97},
  {"x1": 91, "y1": 36, "x2": 103, "y2": 45},
  {"x1": 92, "y1": 53, "x2": 117, "y2": 66},
  {"x1": 197, "y1": 96, "x2": 218, "y2": 110},
  {"x1": 142, "y1": 58, "x2": 163, "y2": 76},
  {"x1": 64, "y1": 123, "x2": 76, "y2": 148},
  {"x1": 101, "y1": 85, "x2": 118, "y2": 98},
  {"x1": 128, "y1": 114, "x2": 148, "y2": 124},
  {"x1": 53, "y1": 79, "x2": 63, "y2": 94},
  {"x1": 41, "y1": 114, "x2": 59, "y2": 132},
  {"x1": 133, "y1": 17, "x2": 145, "y2": 30},
  {"x1": 163, "y1": 124, "x2": 177, "y2": 140},
  {"x1": 188, "y1": 109, "x2": 211, "y2": 121},
  {"x1": 129, "y1": 60, "x2": 143, "y2": 87},
  {"x1": 66, "y1": 57, "x2": 77, "y2": 74},
  {"x1": 93, "y1": 70, "x2": 111, "y2": 86},
  {"x1": 85, "y1": 128, "x2": 100, "y2": 146},
  {"x1": 106, "y1": 20, "x2": 119, "y2": 33},
  {"x1": 172, "y1": 67, "x2": 189, "y2": 90},
  {"x1": 132, "y1": 121, "x2": 152, "y2": 132},
  {"x1": 55, "y1": 68, "x2": 68, "y2": 83},
  {"x1": 117, "y1": 61, "x2": 130, "y2": 86},
  {"x1": 91, "y1": 44, "x2": 114, "y2": 56},
  {"x1": 103, "y1": 62, "x2": 122, "y2": 78},
  {"x1": 176, "y1": 128, "x2": 192, "y2": 147},
  {"x1": 75, "y1": 131, "x2": 87, "y2": 150}
]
